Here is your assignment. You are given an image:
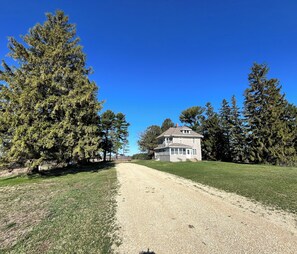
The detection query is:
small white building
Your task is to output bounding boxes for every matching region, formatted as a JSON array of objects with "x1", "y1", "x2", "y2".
[{"x1": 154, "y1": 126, "x2": 203, "y2": 162}]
